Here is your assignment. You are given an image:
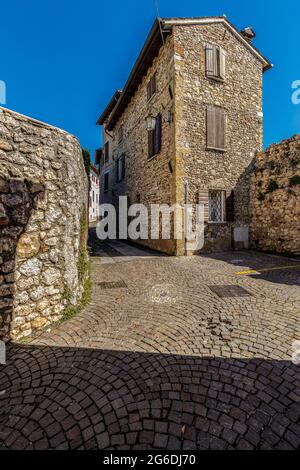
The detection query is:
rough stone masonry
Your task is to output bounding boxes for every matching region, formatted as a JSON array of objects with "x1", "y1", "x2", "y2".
[
  {"x1": 250, "y1": 135, "x2": 300, "y2": 256},
  {"x1": 0, "y1": 107, "x2": 89, "y2": 340}
]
